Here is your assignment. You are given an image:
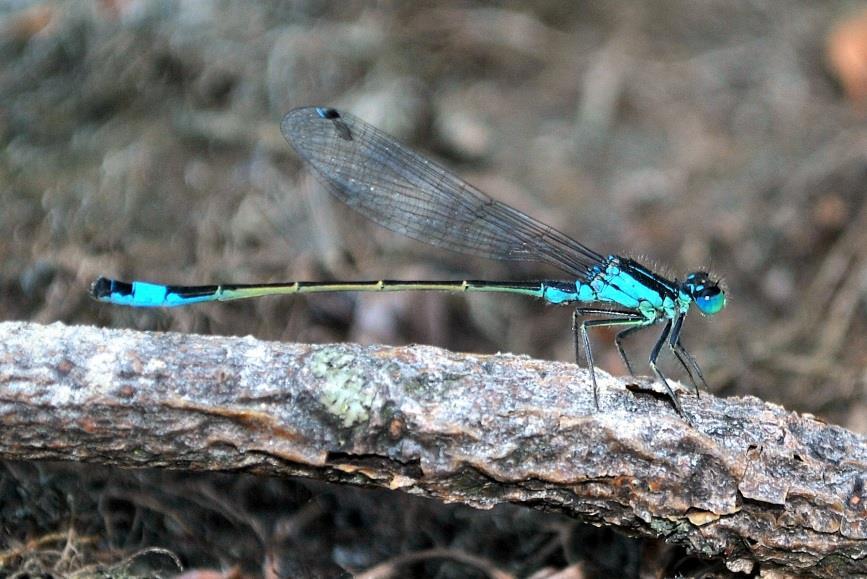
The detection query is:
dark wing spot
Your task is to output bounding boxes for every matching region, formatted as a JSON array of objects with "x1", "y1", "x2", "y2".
[
  {"x1": 314, "y1": 107, "x2": 352, "y2": 140},
  {"x1": 316, "y1": 107, "x2": 341, "y2": 119}
]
